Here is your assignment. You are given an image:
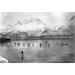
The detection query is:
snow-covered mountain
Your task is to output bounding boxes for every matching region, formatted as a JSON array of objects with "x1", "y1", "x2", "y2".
[{"x1": 0, "y1": 24, "x2": 73, "y2": 39}]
